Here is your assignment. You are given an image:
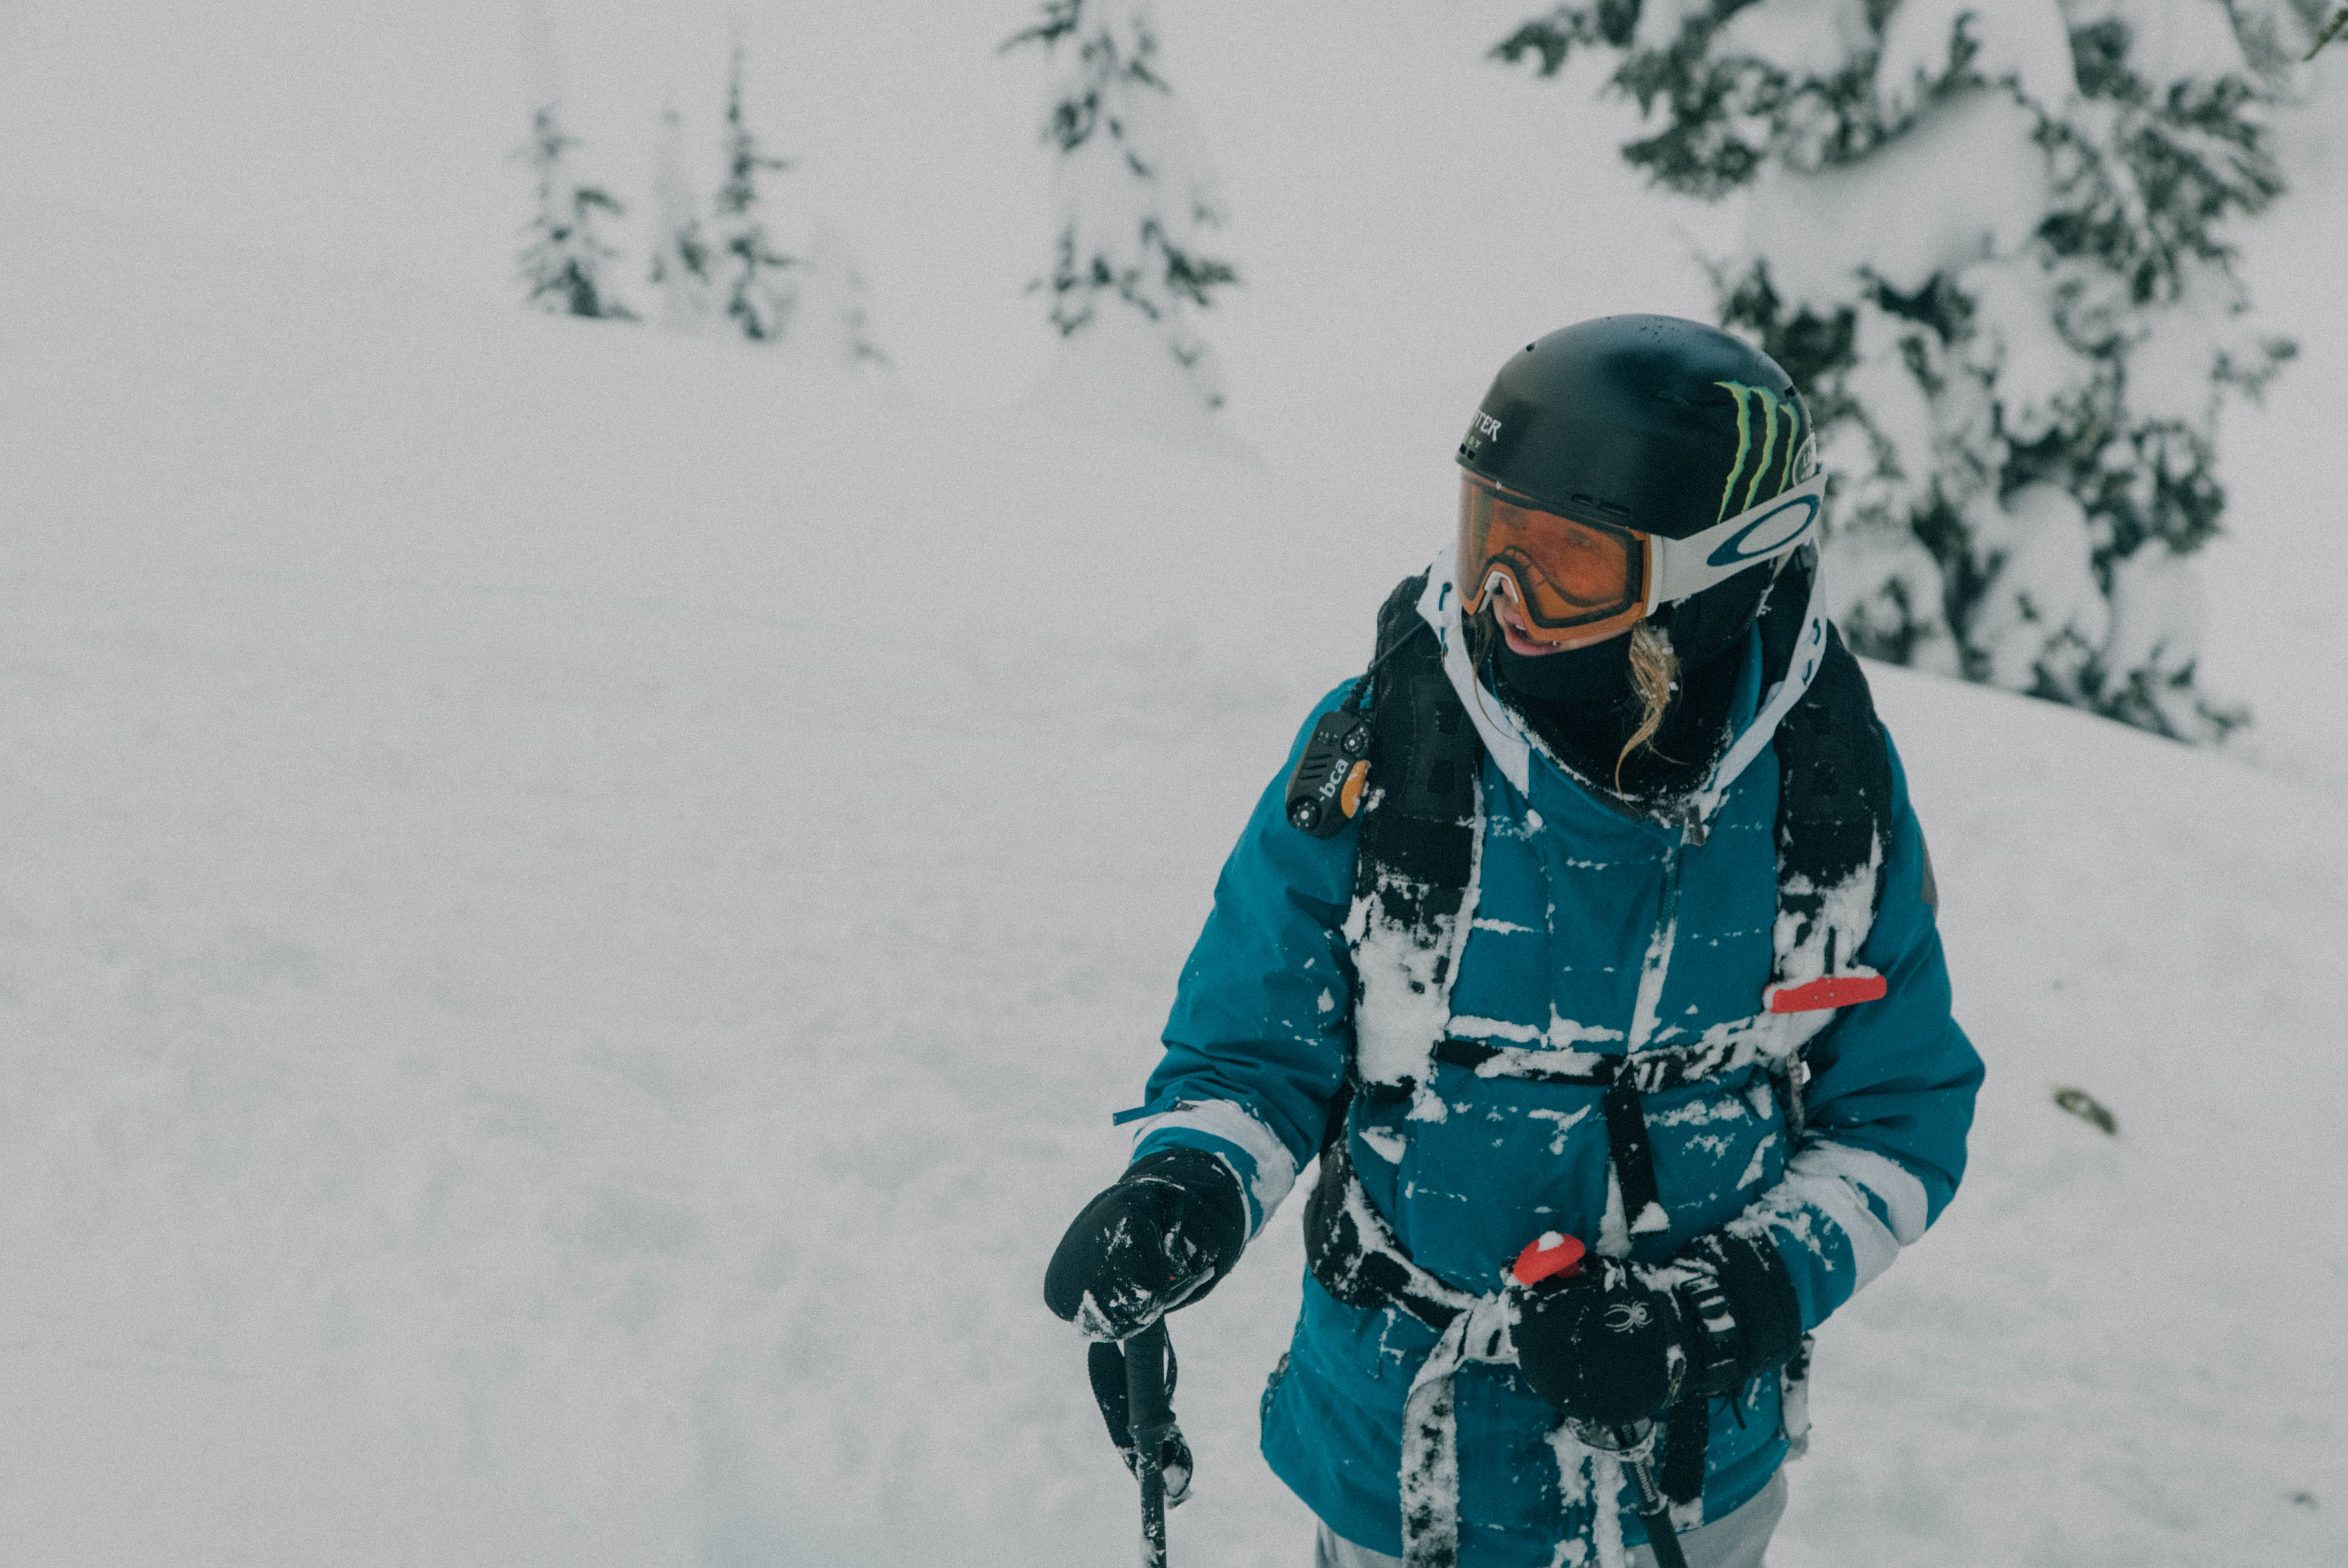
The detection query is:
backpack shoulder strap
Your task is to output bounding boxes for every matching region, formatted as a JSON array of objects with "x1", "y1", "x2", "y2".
[
  {"x1": 1284, "y1": 574, "x2": 1484, "y2": 1110},
  {"x1": 1355, "y1": 575, "x2": 1479, "y2": 899},
  {"x1": 1764, "y1": 620, "x2": 1897, "y2": 1123},
  {"x1": 1775, "y1": 625, "x2": 1892, "y2": 926}
]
